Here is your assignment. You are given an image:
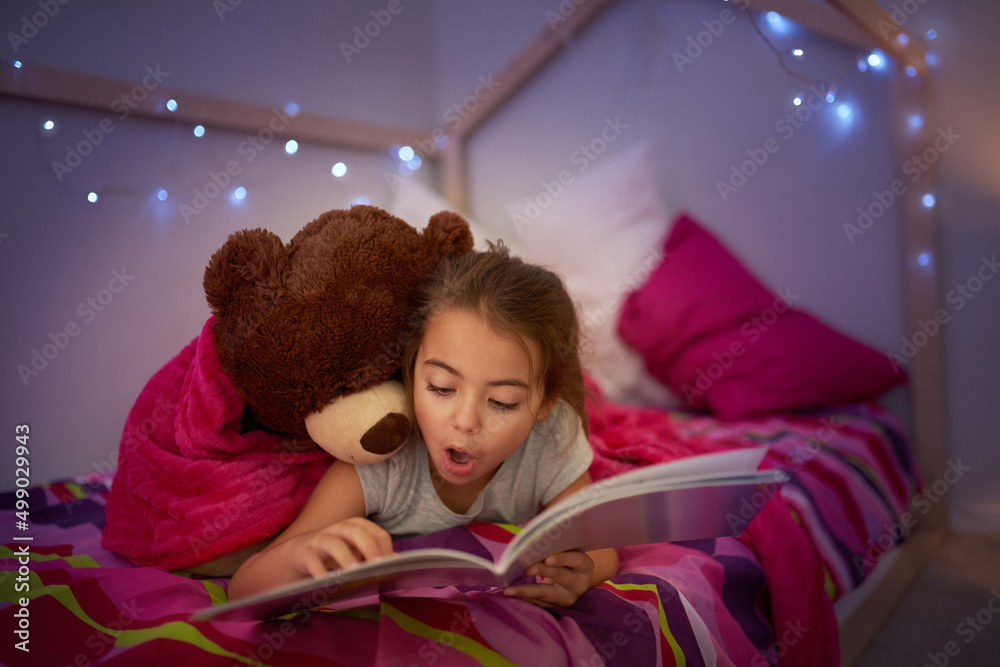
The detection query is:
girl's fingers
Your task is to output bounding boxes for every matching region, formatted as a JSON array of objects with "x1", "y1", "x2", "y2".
[
  {"x1": 503, "y1": 583, "x2": 559, "y2": 607},
  {"x1": 325, "y1": 518, "x2": 393, "y2": 556},
  {"x1": 297, "y1": 519, "x2": 396, "y2": 576},
  {"x1": 323, "y1": 525, "x2": 381, "y2": 563},
  {"x1": 319, "y1": 535, "x2": 365, "y2": 571},
  {"x1": 543, "y1": 551, "x2": 588, "y2": 571},
  {"x1": 300, "y1": 547, "x2": 332, "y2": 580}
]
